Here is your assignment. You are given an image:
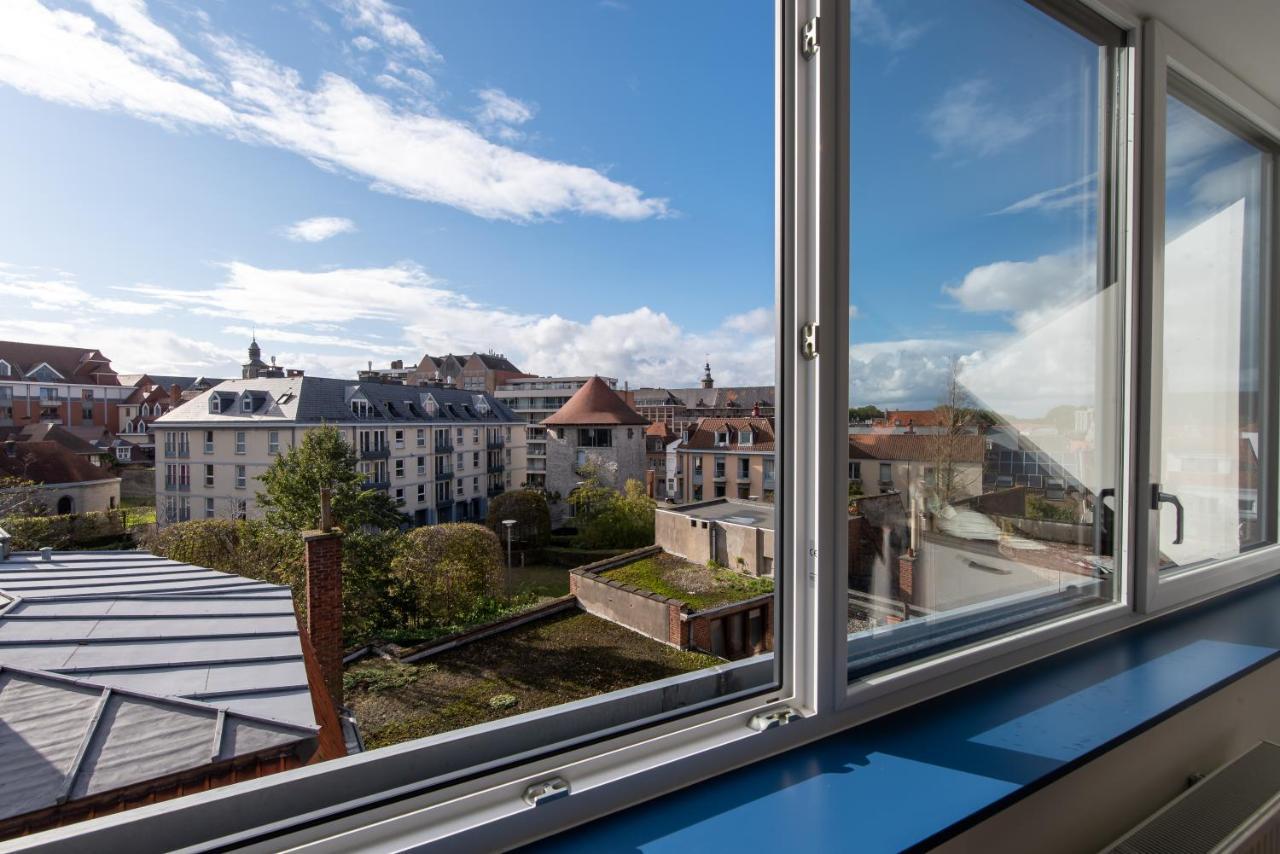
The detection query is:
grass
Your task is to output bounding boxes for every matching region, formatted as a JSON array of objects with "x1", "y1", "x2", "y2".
[
  {"x1": 503, "y1": 563, "x2": 571, "y2": 599},
  {"x1": 120, "y1": 497, "x2": 156, "y2": 527},
  {"x1": 346, "y1": 611, "x2": 721, "y2": 748},
  {"x1": 604, "y1": 553, "x2": 774, "y2": 610}
]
